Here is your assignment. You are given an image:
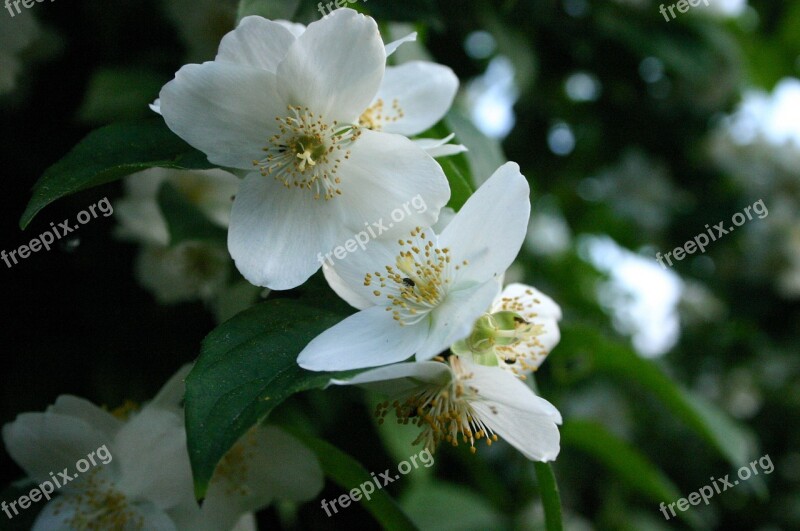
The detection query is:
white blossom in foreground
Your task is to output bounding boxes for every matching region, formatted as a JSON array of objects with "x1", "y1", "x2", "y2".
[
  {"x1": 331, "y1": 355, "x2": 562, "y2": 461},
  {"x1": 2, "y1": 367, "x2": 322, "y2": 530},
  {"x1": 298, "y1": 162, "x2": 530, "y2": 371},
  {"x1": 452, "y1": 283, "x2": 562, "y2": 377},
  {"x1": 264, "y1": 21, "x2": 465, "y2": 157},
  {"x1": 157, "y1": 9, "x2": 449, "y2": 290}
]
